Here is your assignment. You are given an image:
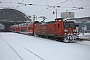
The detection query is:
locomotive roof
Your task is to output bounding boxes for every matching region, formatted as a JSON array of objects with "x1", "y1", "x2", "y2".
[
  {"x1": 55, "y1": 18, "x2": 64, "y2": 20},
  {"x1": 45, "y1": 21, "x2": 56, "y2": 24}
]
